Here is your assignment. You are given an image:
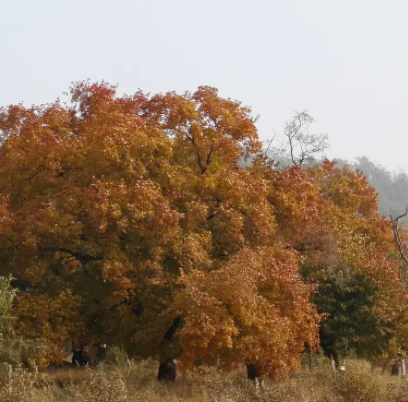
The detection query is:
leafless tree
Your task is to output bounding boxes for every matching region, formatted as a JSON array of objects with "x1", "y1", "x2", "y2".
[
  {"x1": 284, "y1": 111, "x2": 329, "y2": 166},
  {"x1": 264, "y1": 111, "x2": 329, "y2": 168}
]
